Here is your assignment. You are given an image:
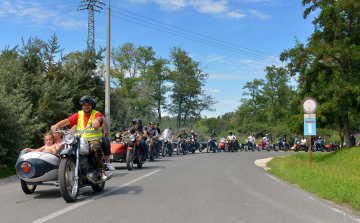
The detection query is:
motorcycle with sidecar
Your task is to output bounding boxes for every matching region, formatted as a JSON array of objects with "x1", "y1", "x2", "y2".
[{"x1": 16, "y1": 126, "x2": 114, "y2": 203}]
